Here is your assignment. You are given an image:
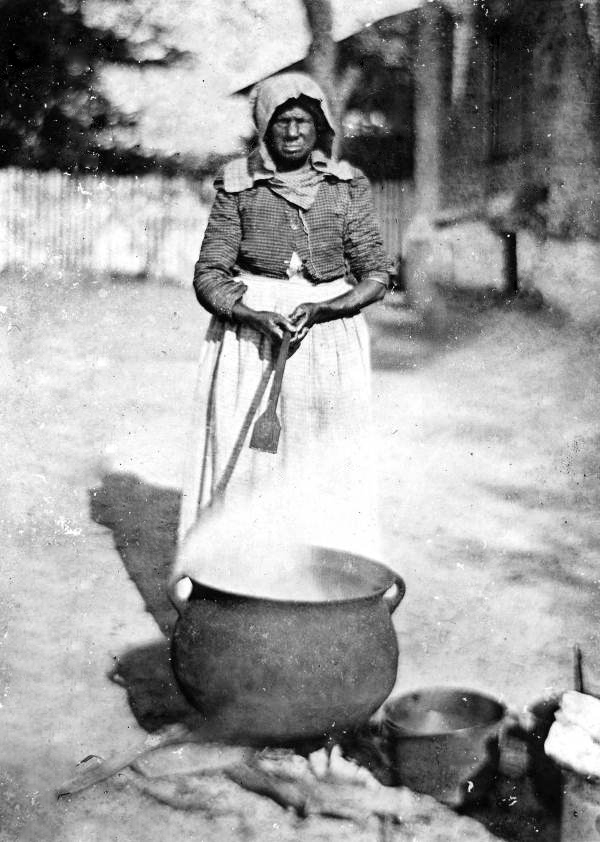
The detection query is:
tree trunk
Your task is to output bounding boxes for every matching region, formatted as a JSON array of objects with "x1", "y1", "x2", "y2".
[
  {"x1": 300, "y1": 0, "x2": 351, "y2": 157},
  {"x1": 451, "y1": 1, "x2": 476, "y2": 104},
  {"x1": 414, "y1": 3, "x2": 445, "y2": 214}
]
